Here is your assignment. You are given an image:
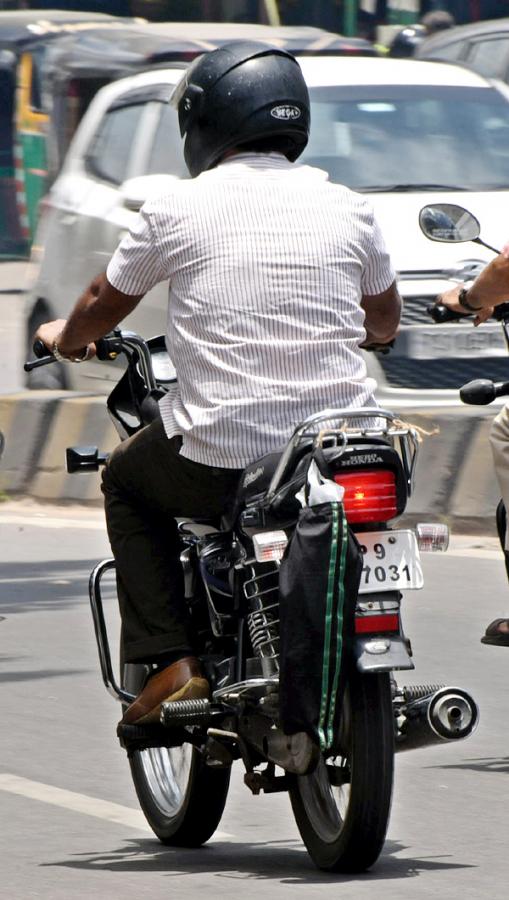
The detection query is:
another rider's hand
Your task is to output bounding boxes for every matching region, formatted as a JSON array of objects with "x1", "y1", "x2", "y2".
[
  {"x1": 436, "y1": 286, "x2": 494, "y2": 327},
  {"x1": 34, "y1": 319, "x2": 96, "y2": 360}
]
